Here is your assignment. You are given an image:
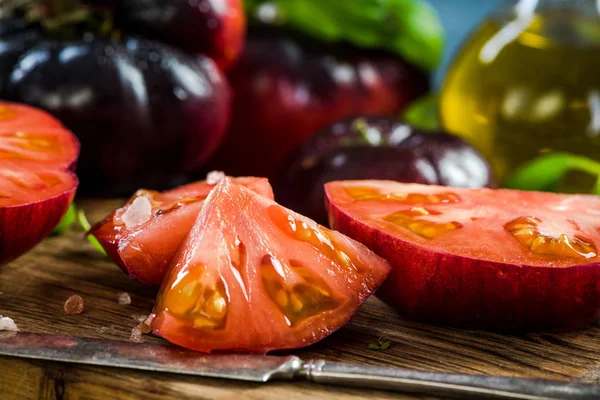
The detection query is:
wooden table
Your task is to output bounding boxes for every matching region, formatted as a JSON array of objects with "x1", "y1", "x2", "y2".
[{"x1": 1, "y1": 200, "x2": 599, "y2": 399}]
